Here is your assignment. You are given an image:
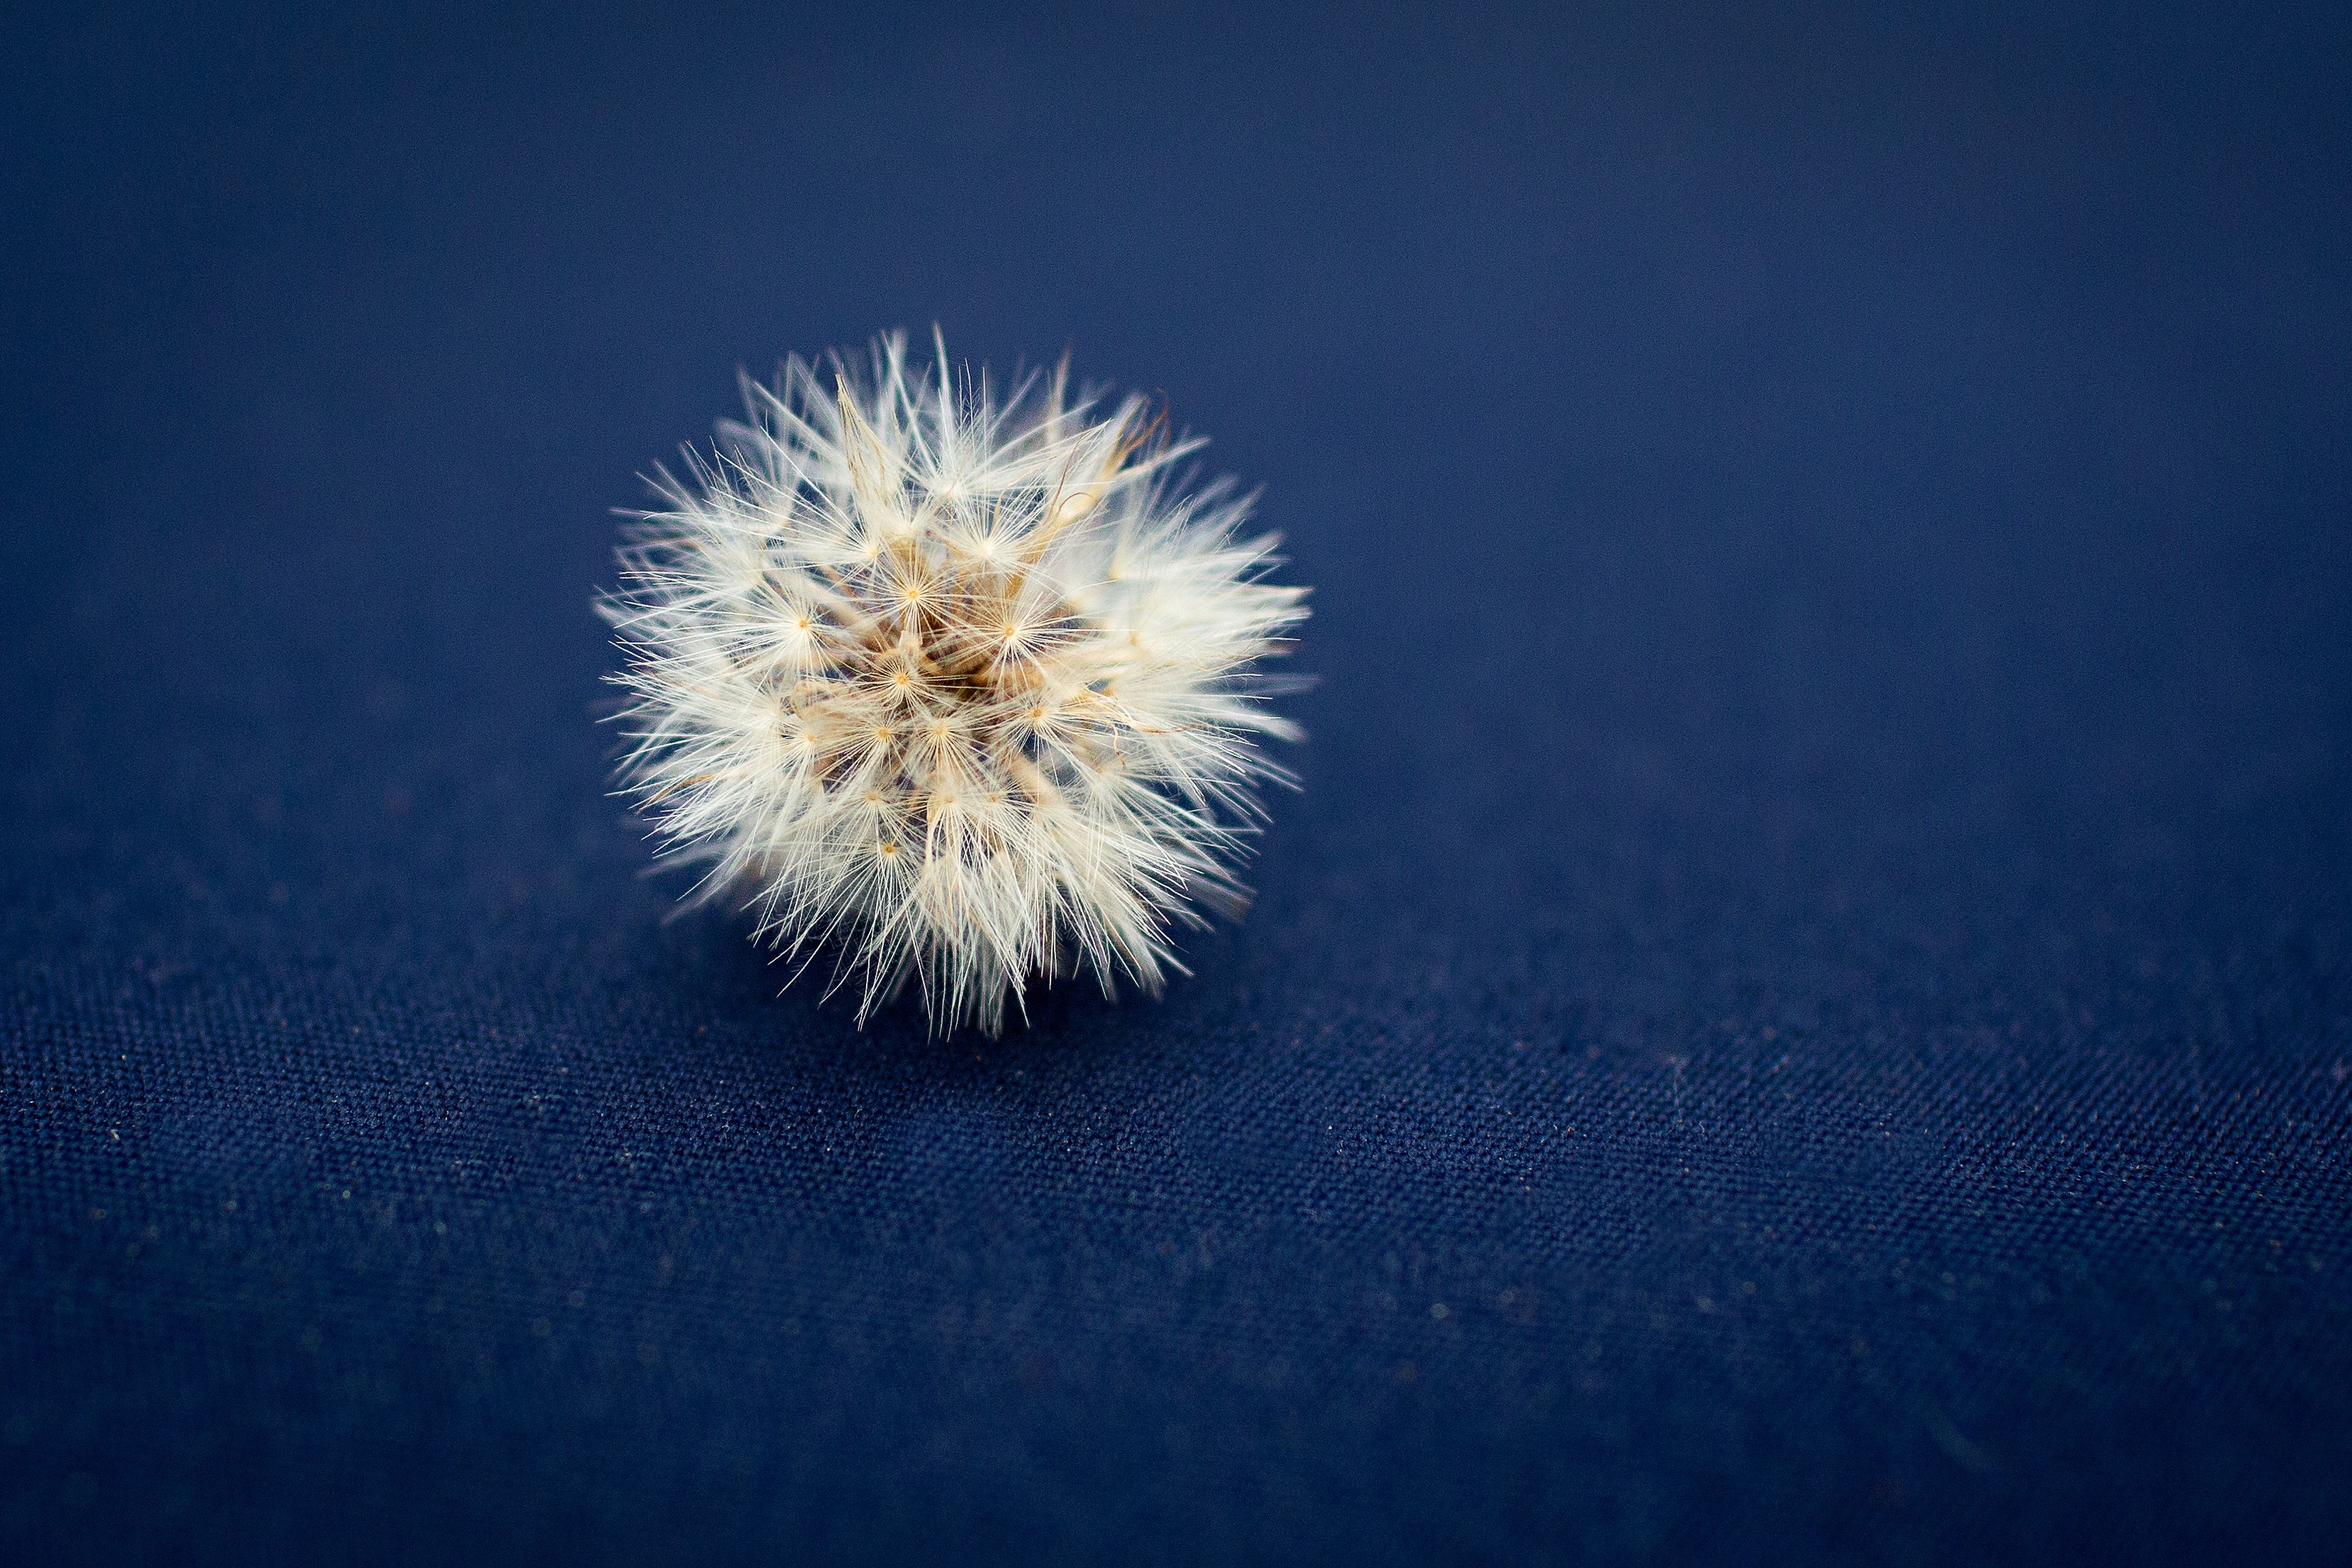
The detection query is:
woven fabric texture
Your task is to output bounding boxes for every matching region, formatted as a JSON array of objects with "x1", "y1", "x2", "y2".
[{"x1": 4, "y1": 5, "x2": 2348, "y2": 1563}]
